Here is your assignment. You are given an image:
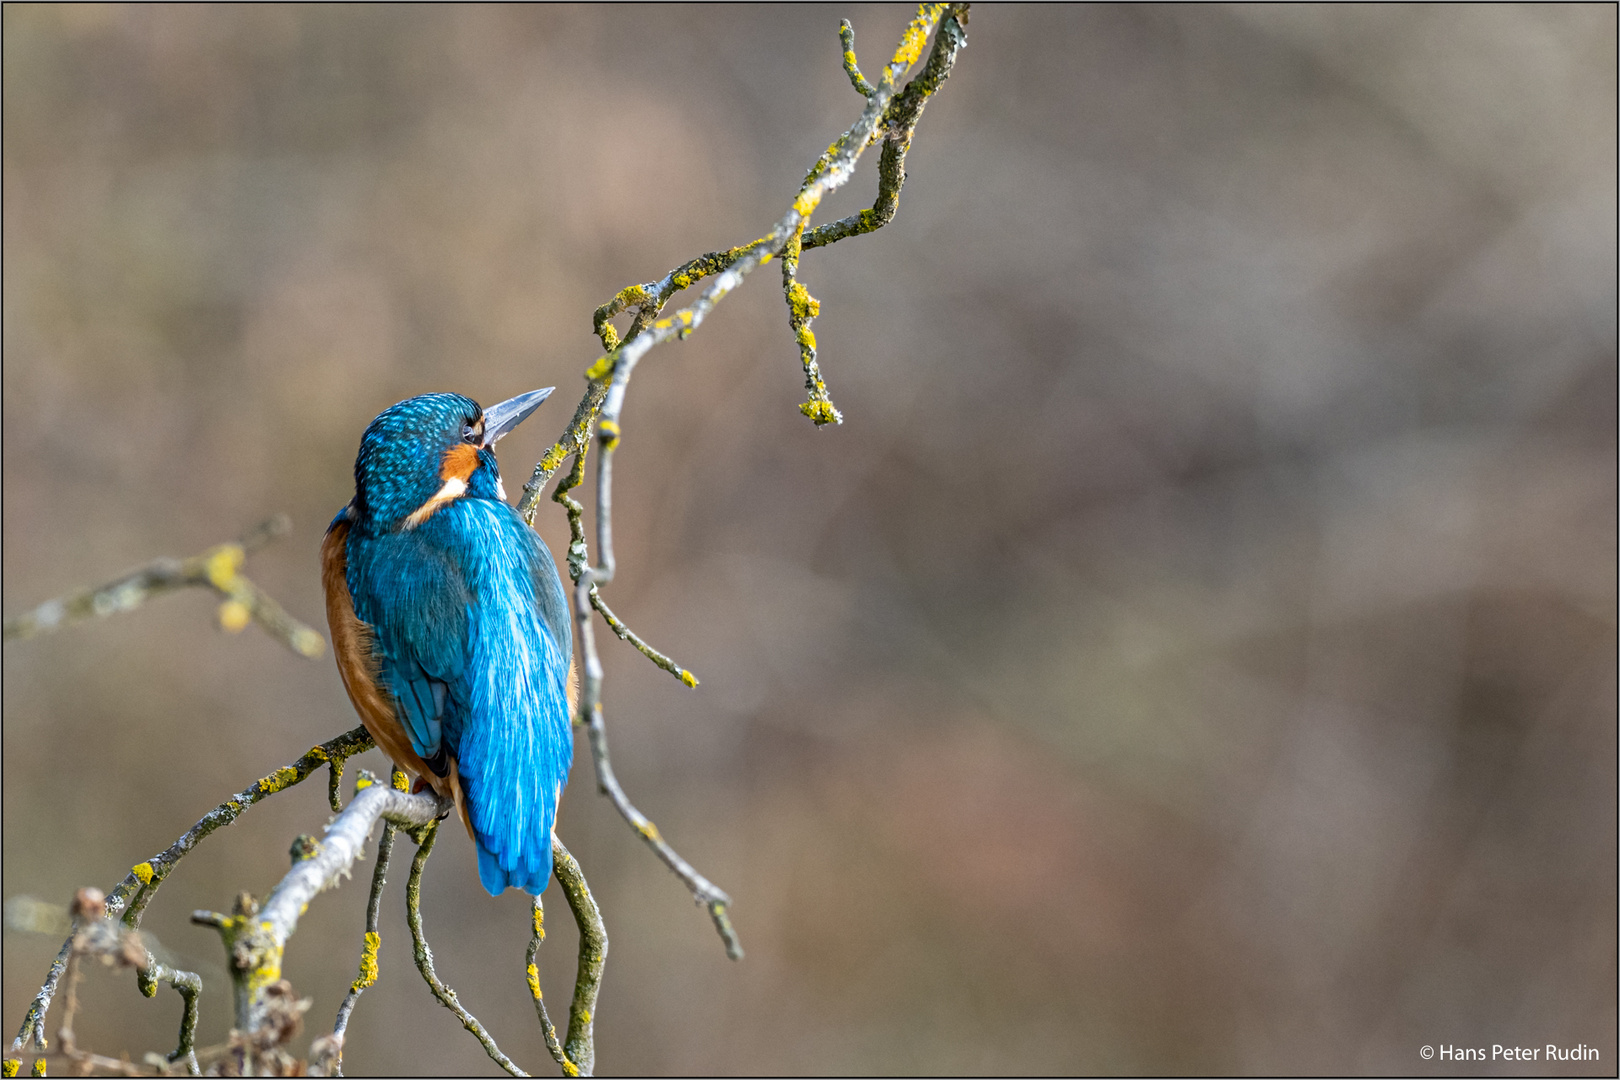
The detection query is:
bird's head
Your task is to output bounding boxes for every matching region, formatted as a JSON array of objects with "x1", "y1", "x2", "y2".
[{"x1": 351, "y1": 388, "x2": 553, "y2": 531}]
